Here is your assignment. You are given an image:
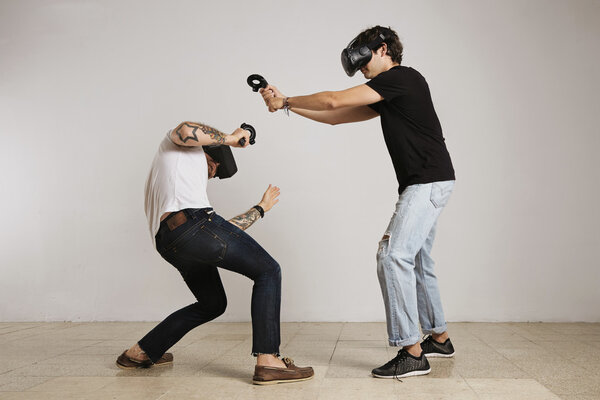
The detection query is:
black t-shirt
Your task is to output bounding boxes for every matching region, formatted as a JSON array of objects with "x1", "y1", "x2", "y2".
[{"x1": 366, "y1": 66, "x2": 455, "y2": 194}]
